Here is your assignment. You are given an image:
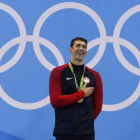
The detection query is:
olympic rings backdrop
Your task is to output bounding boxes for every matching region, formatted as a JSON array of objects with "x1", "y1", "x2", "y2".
[{"x1": 0, "y1": 0, "x2": 140, "y2": 140}]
